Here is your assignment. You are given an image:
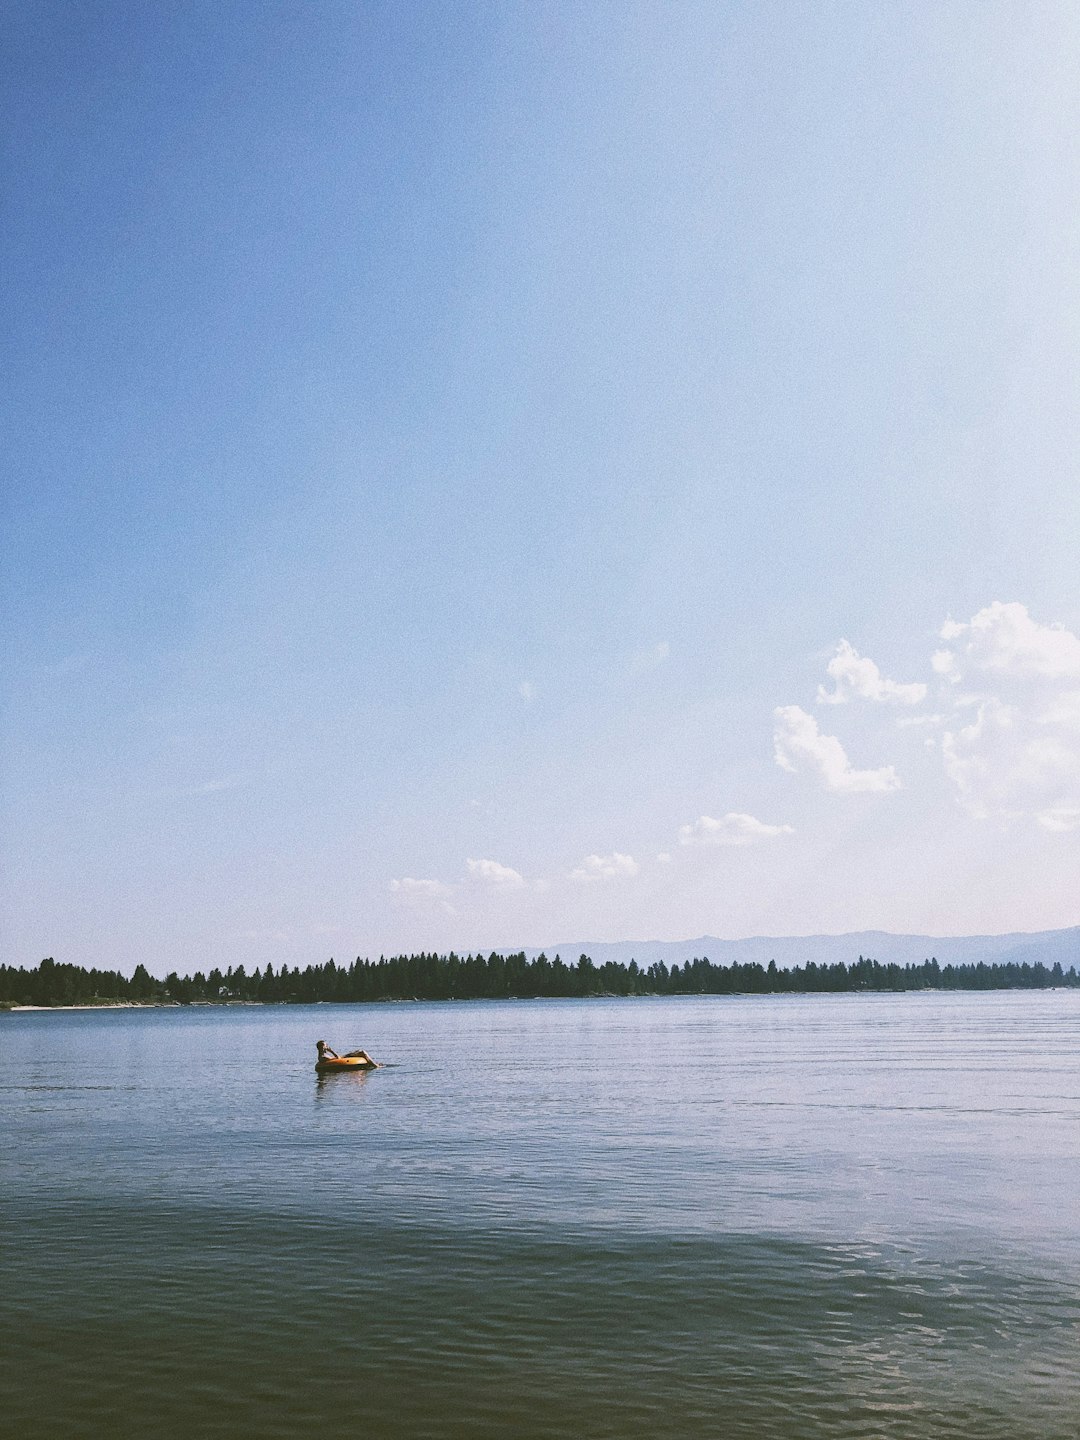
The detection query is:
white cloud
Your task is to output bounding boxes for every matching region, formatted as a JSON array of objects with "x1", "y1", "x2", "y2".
[
  {"x1": 941, "y1": 698, "x2": 1080, "y2": 831},
  {"x1": 932, "y1": 605, "x2": 1080, "y2": 831},
  {"x1": 767, "y1": 603, "x2": 1080, "y2": 832},
  {"x1": 679, "y1": 812, "x2": 794, "y2": 846},
  {"x1": 934, "y1": 601, "x2": 1080, "y2": 683},
  {"x1": 817, "y1": 640, "x2": 927, "y2": 706},
  {"x1": 1040, "y1": 691, "x2": 1080, "y2": 727},
  {"x1": 1040, "y1": 806, "x2": 1080, "y2": 834},
  {"x1": 518, "y1": 680, "x2": 536, "y2": 703},
  {"x1": 466, "y1": 857, "x2": 527, "y2": 889},
  {"x1": 930, "y1": 604, "x2": 1080, "y2": 829},
  {"x1": 390, "y1": 877, "x2": 454, "y2": 901},
  {"x1": 571, "y1": 851, "x2": 640, "y2": 881},
  {"x1": 773, "y1": 705, "x2": 901, "y2": 794},
  {"x1": 629, "y1": 641, "x2": 670, "y2": 676}
]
